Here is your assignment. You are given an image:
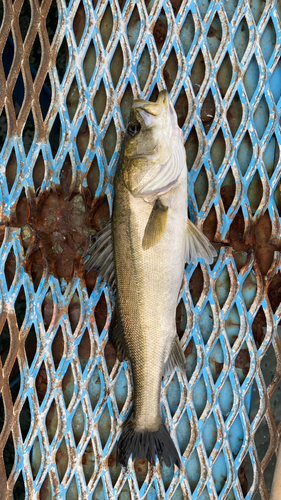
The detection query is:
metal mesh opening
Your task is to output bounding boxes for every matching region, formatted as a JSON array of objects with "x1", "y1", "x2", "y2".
[{"x1": 0, "y1": 0, "x2": 280, "y2": 498}]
